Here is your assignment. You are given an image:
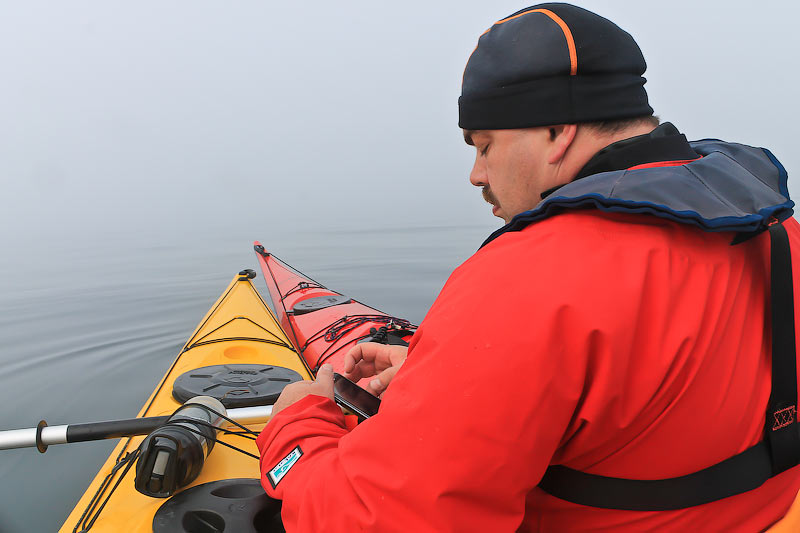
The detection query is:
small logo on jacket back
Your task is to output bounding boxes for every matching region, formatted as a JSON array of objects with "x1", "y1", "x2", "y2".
[
  {"x1": 773, "y1": 405, "x2": 797, "y2": 430},
  {"x1": 268, "y1": 446, "x2": 303, "y2": 488}
]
